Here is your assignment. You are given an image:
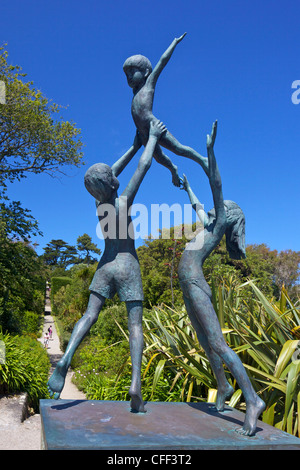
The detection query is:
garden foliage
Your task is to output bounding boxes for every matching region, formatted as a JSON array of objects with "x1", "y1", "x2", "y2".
[{"x1": 0, "y1": 330, "x2": 50, "y2": 411}]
